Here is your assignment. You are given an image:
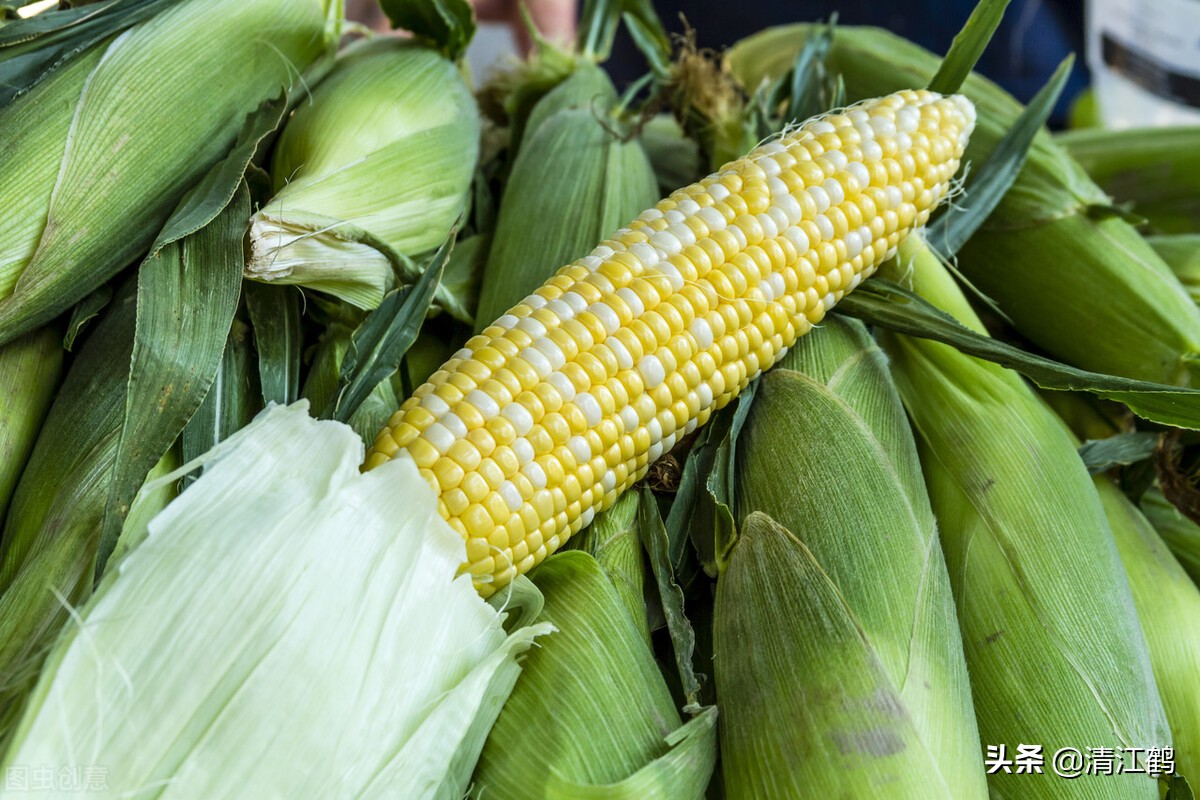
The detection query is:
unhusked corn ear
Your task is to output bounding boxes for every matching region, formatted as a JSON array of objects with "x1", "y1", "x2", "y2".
[
  {"x1": 1096, "y1": 476, "x2": 1200, "y2": 784},
  {"x1": 0, "y1": 329, "x2": 61, "y2": 523},
  {"x1": 878, "y1": 237, "x2": 1171, "y2": 800},
  {"x1": 0, "y1": 0, "x2": 336, "y2": 345},
  {"x1": 729, "y1": 25, "x2": 1200, "y2": 386},
  {"x1": 473, "y1": 64, "x2": 660, "y2": 330},
  {"x1": 1142, "y1": 487, "x2": 1200, "y2": 586},
  {"x1": 727, "y1": 315, "x2": 986, "y2": 799},
  {"x1": 1058, "y1": 126, "x2": 1200, "y2": 235},
  {"x1": 366, "y1": 89, "x2": 976, "y2": 595}
]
